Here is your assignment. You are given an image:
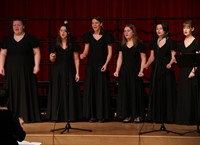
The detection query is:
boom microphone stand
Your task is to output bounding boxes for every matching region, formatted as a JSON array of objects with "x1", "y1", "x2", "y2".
[{"x1": 139, "y1": 46, "x2": 182, "y2": 135}]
